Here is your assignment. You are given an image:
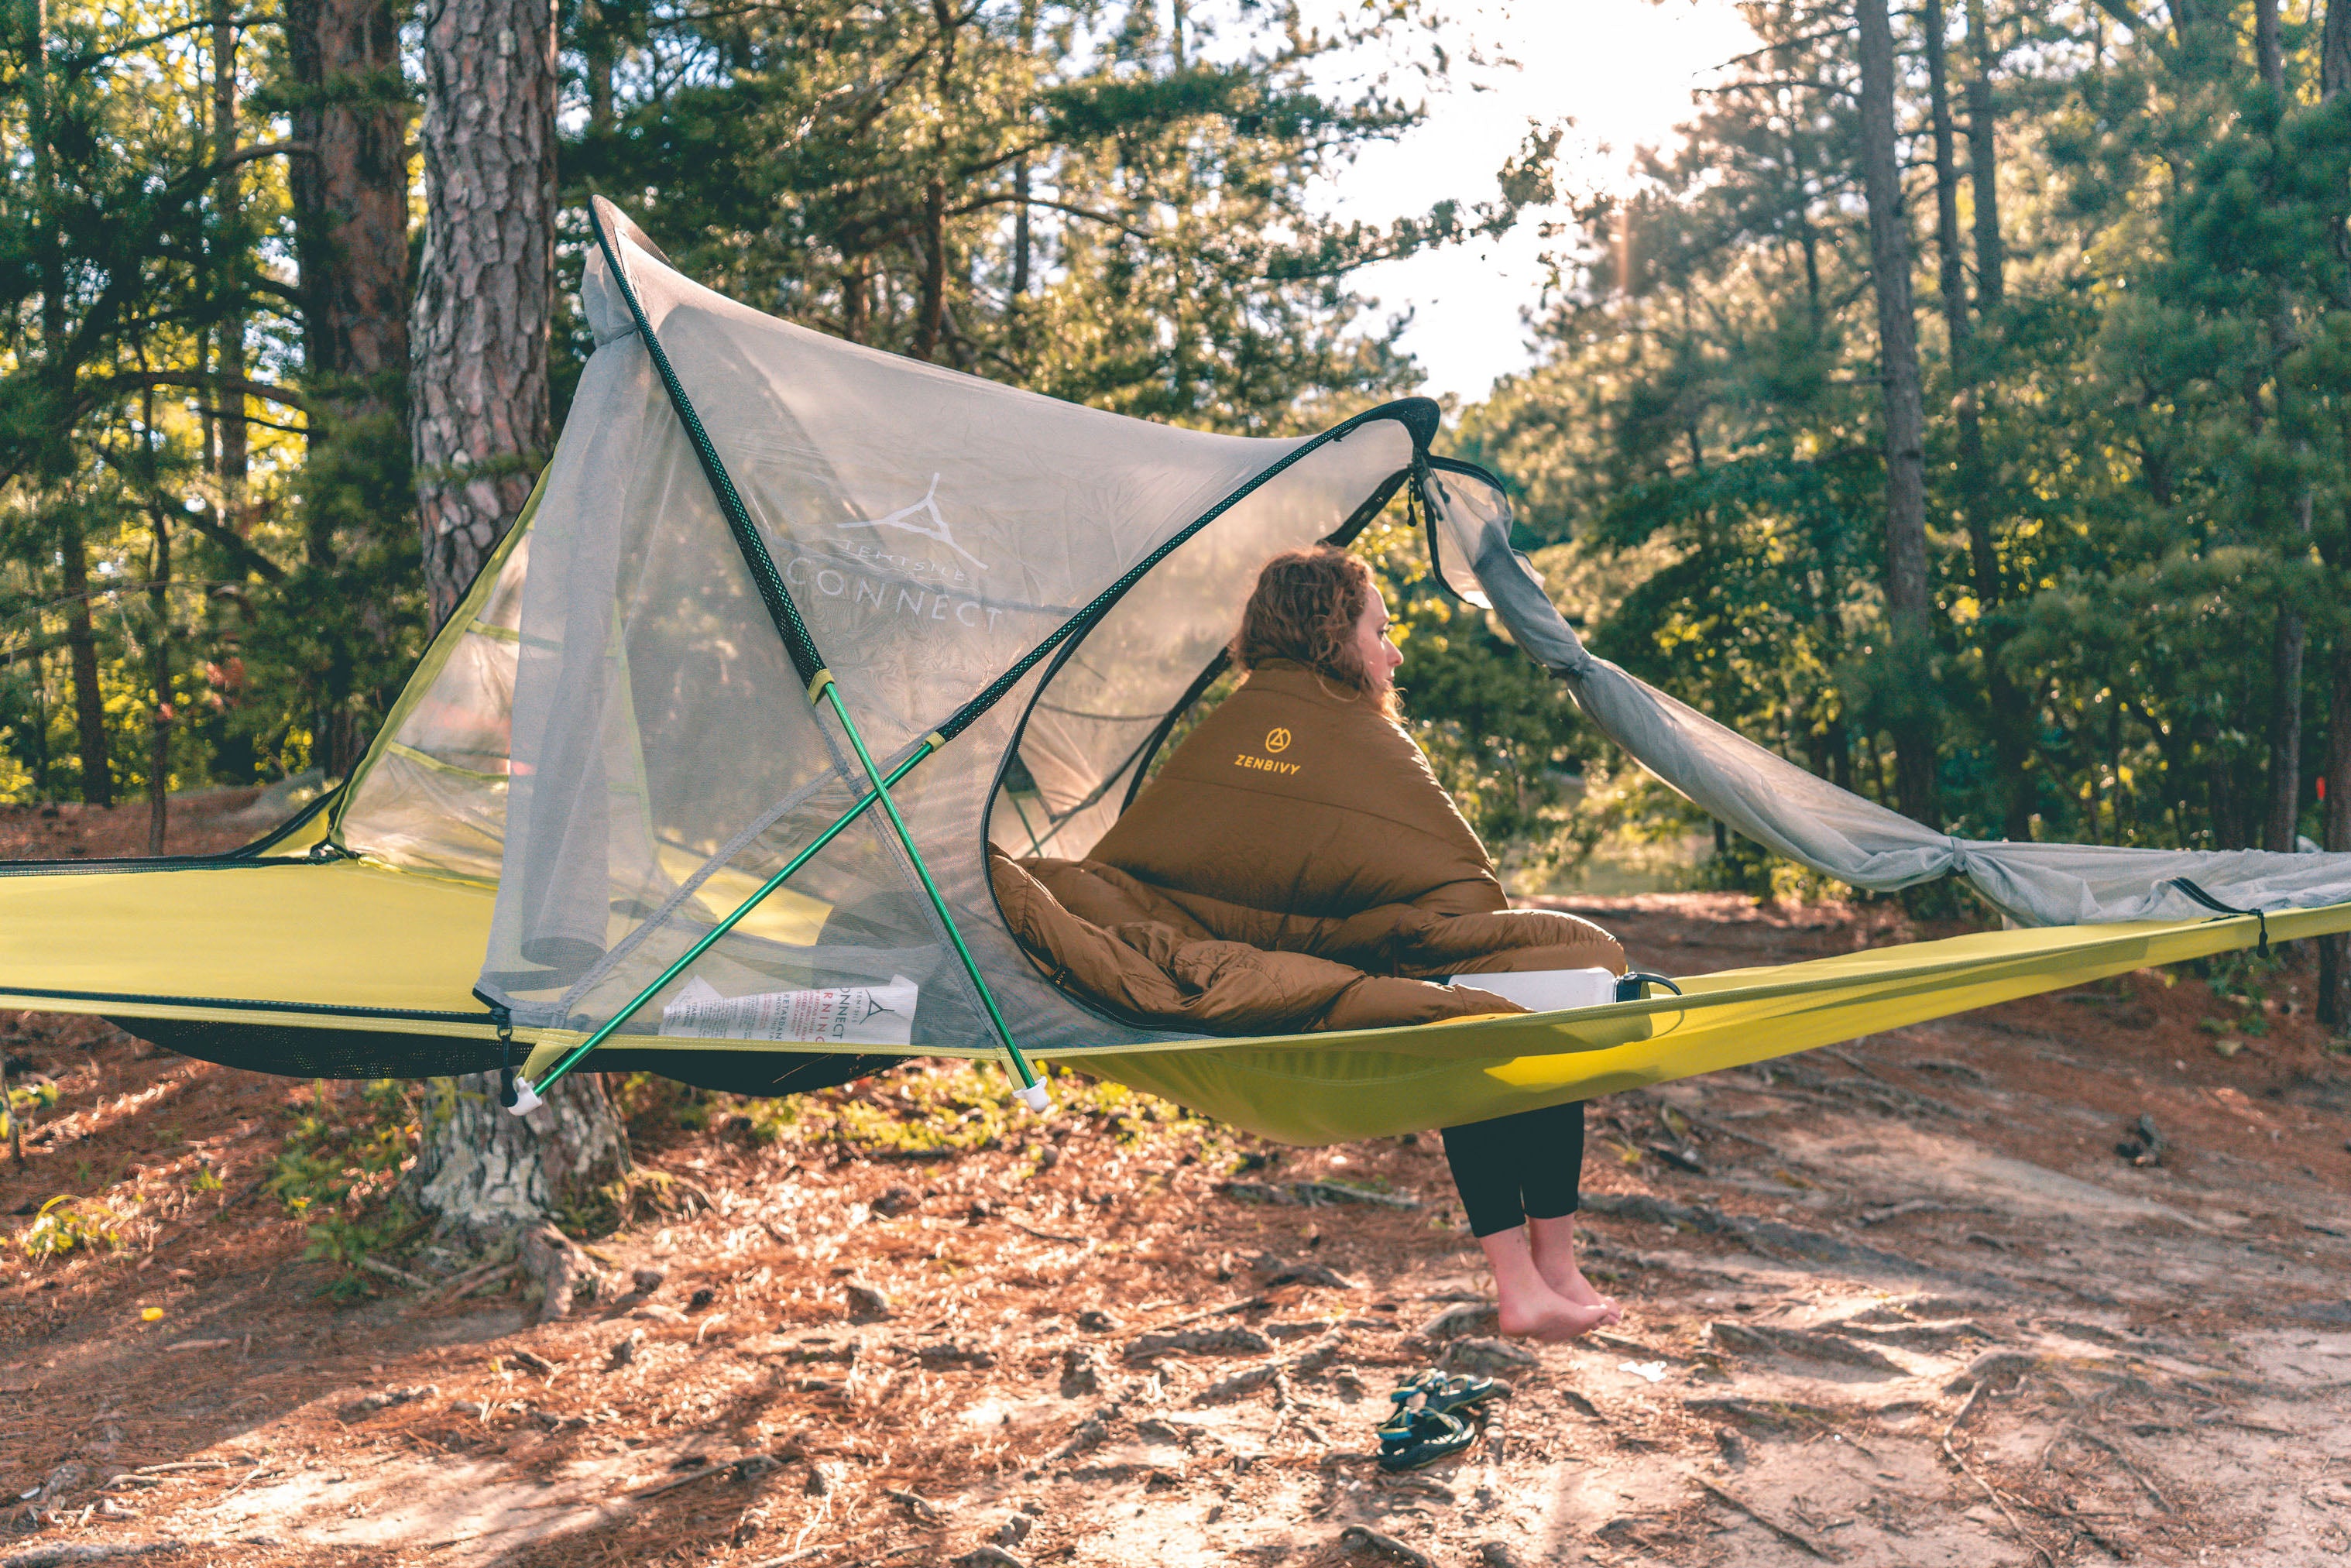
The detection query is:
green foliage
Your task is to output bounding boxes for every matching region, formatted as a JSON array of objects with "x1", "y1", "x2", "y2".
[
  {"x1": 616, "y1": 1059, "x2": 1192, "y2": 1161},
  {"x1": 1456, "y1": 0, "x2": 2351, "y2": 863},
  {"x1": 1, "y1": 1076, "x2": 58, "y2": 1140},
  {"x1": 557, "y1": 0, "x2": 1518, "y2": 434},
  {"x1": 18, "y1": 1194, "x2": 123, "y2": 1258},
  {"x1": 266, "y1": 1079, "x2": 422, "y2": 1293},
  {"x1": 0, "y1": 0, "x2": 1505, "y2": 819}
]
